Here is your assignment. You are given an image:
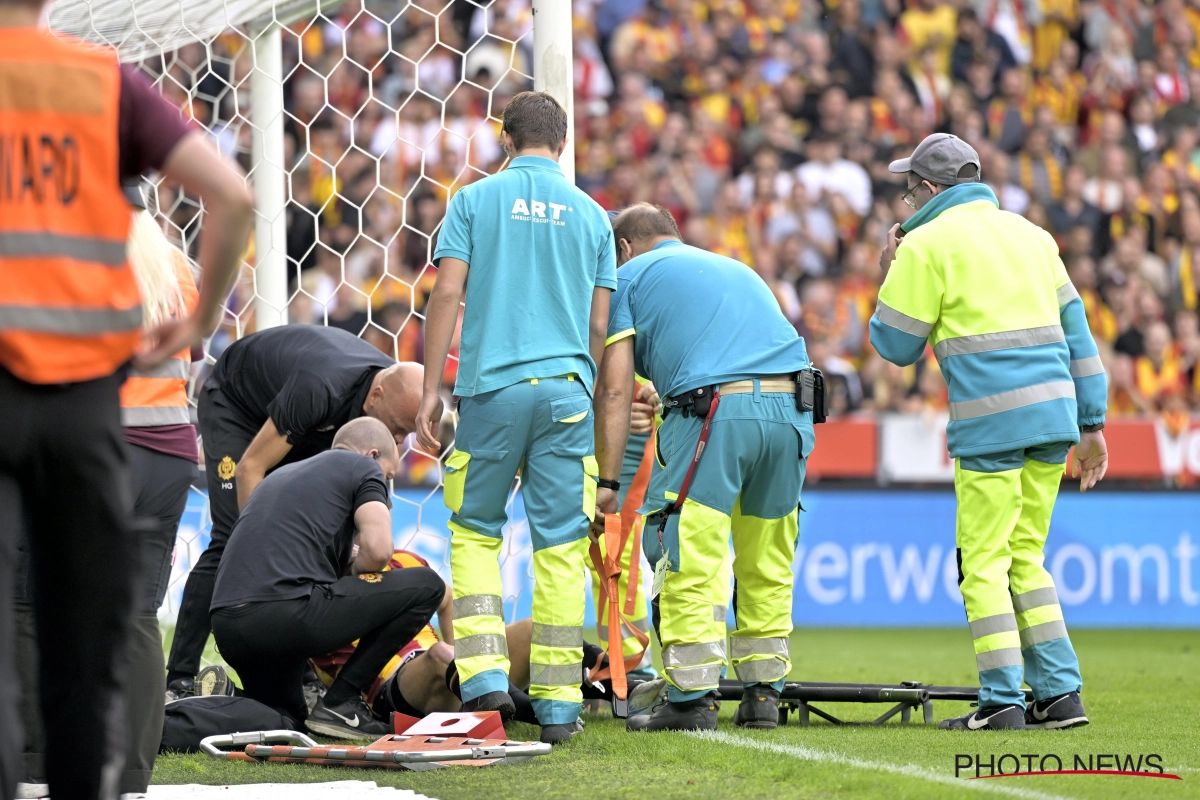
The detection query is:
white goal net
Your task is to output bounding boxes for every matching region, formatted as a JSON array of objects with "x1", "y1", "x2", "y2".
[{"x1": 49, "y1": 0, "x2": 547, "y2": 634}]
